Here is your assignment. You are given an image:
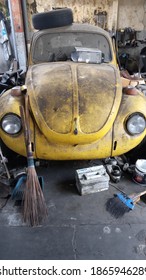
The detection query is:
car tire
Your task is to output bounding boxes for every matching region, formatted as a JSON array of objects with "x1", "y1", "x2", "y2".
[
  {"x1": 32, "y1": 8, "x2": 73, "y2": 30},
  {"x1": 0, "y1": 138, "x2": 26, "y2": 168}
]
